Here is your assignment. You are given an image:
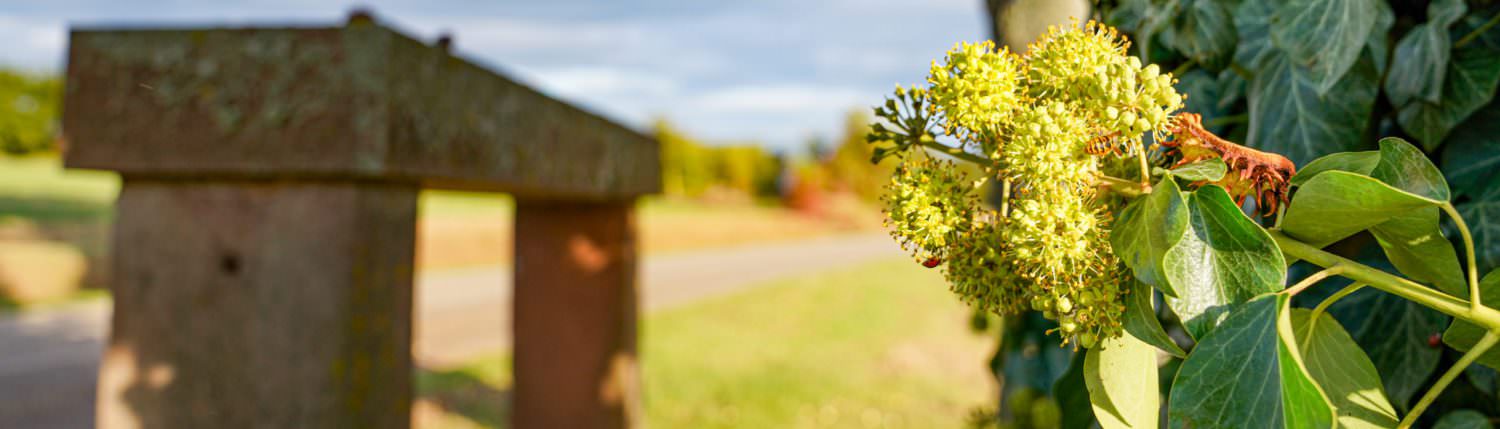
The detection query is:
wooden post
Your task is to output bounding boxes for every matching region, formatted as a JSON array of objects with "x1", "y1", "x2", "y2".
[
  {"x1": 512, "y1": 200, "x2": 641, "y2": 428},
  {"x1": 95, "y1": 179, "x2": 417, "y2": 428}
]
